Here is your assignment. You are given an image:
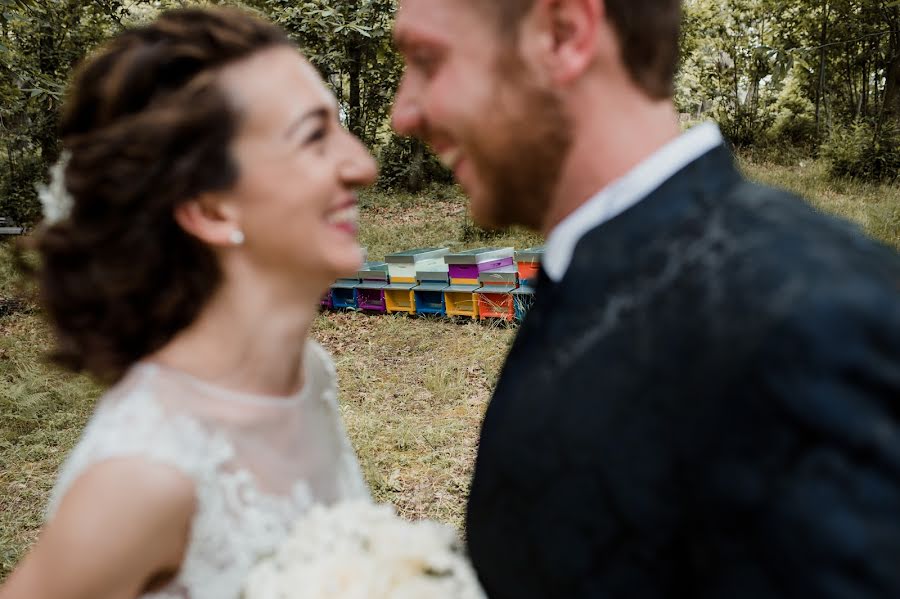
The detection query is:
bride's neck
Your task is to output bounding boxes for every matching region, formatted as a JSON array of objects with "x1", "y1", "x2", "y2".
[{"x1": 151, "y1": 271, "x2": 321, "y2": 398}]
